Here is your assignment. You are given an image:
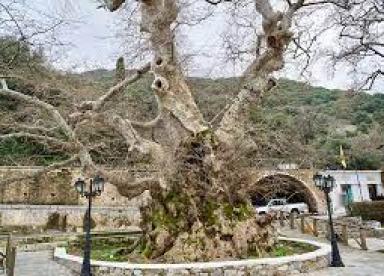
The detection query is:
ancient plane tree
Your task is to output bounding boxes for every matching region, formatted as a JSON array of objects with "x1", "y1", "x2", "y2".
[{"x1": 0, "y1": 0, "x2": 352, "y2": 261}]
